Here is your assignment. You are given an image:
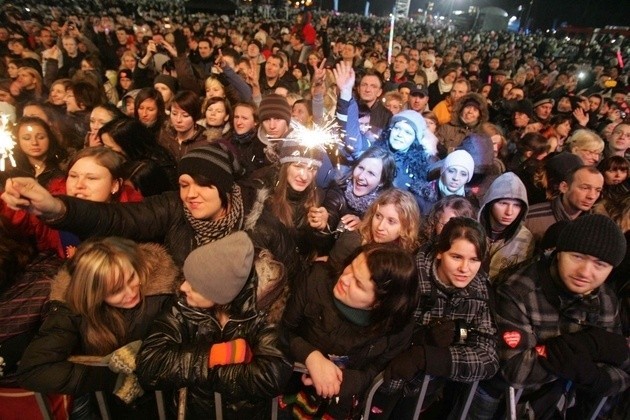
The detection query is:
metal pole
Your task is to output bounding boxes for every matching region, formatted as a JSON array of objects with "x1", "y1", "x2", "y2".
[{"x1": 387, "y1": 7, "x2": 396, "y2": 65}]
